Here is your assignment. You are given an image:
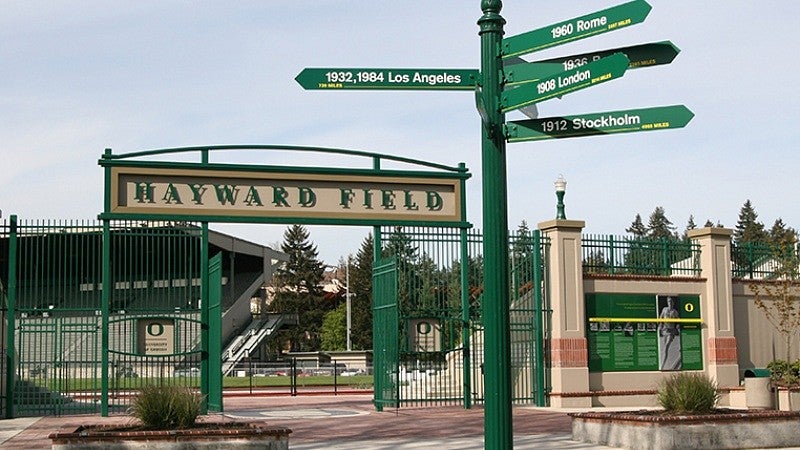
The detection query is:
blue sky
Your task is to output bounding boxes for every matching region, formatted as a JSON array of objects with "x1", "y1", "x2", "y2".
[{"x1": 2, "y1": 1, "x2": 798, "y2": 264}]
